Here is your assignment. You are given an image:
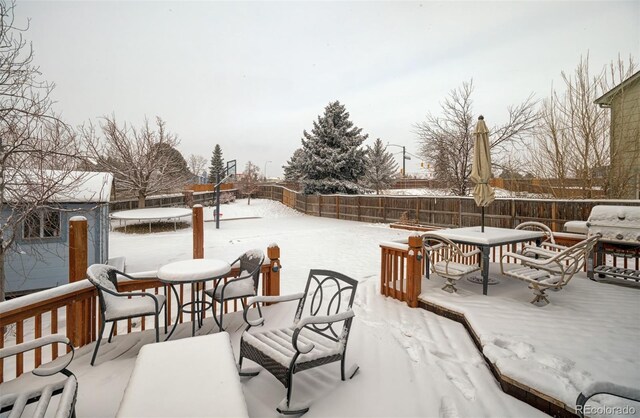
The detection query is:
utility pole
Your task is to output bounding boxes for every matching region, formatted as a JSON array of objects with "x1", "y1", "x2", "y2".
[{"x1": 387, "y1": 143, "x2": 411, "y2": 177}]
